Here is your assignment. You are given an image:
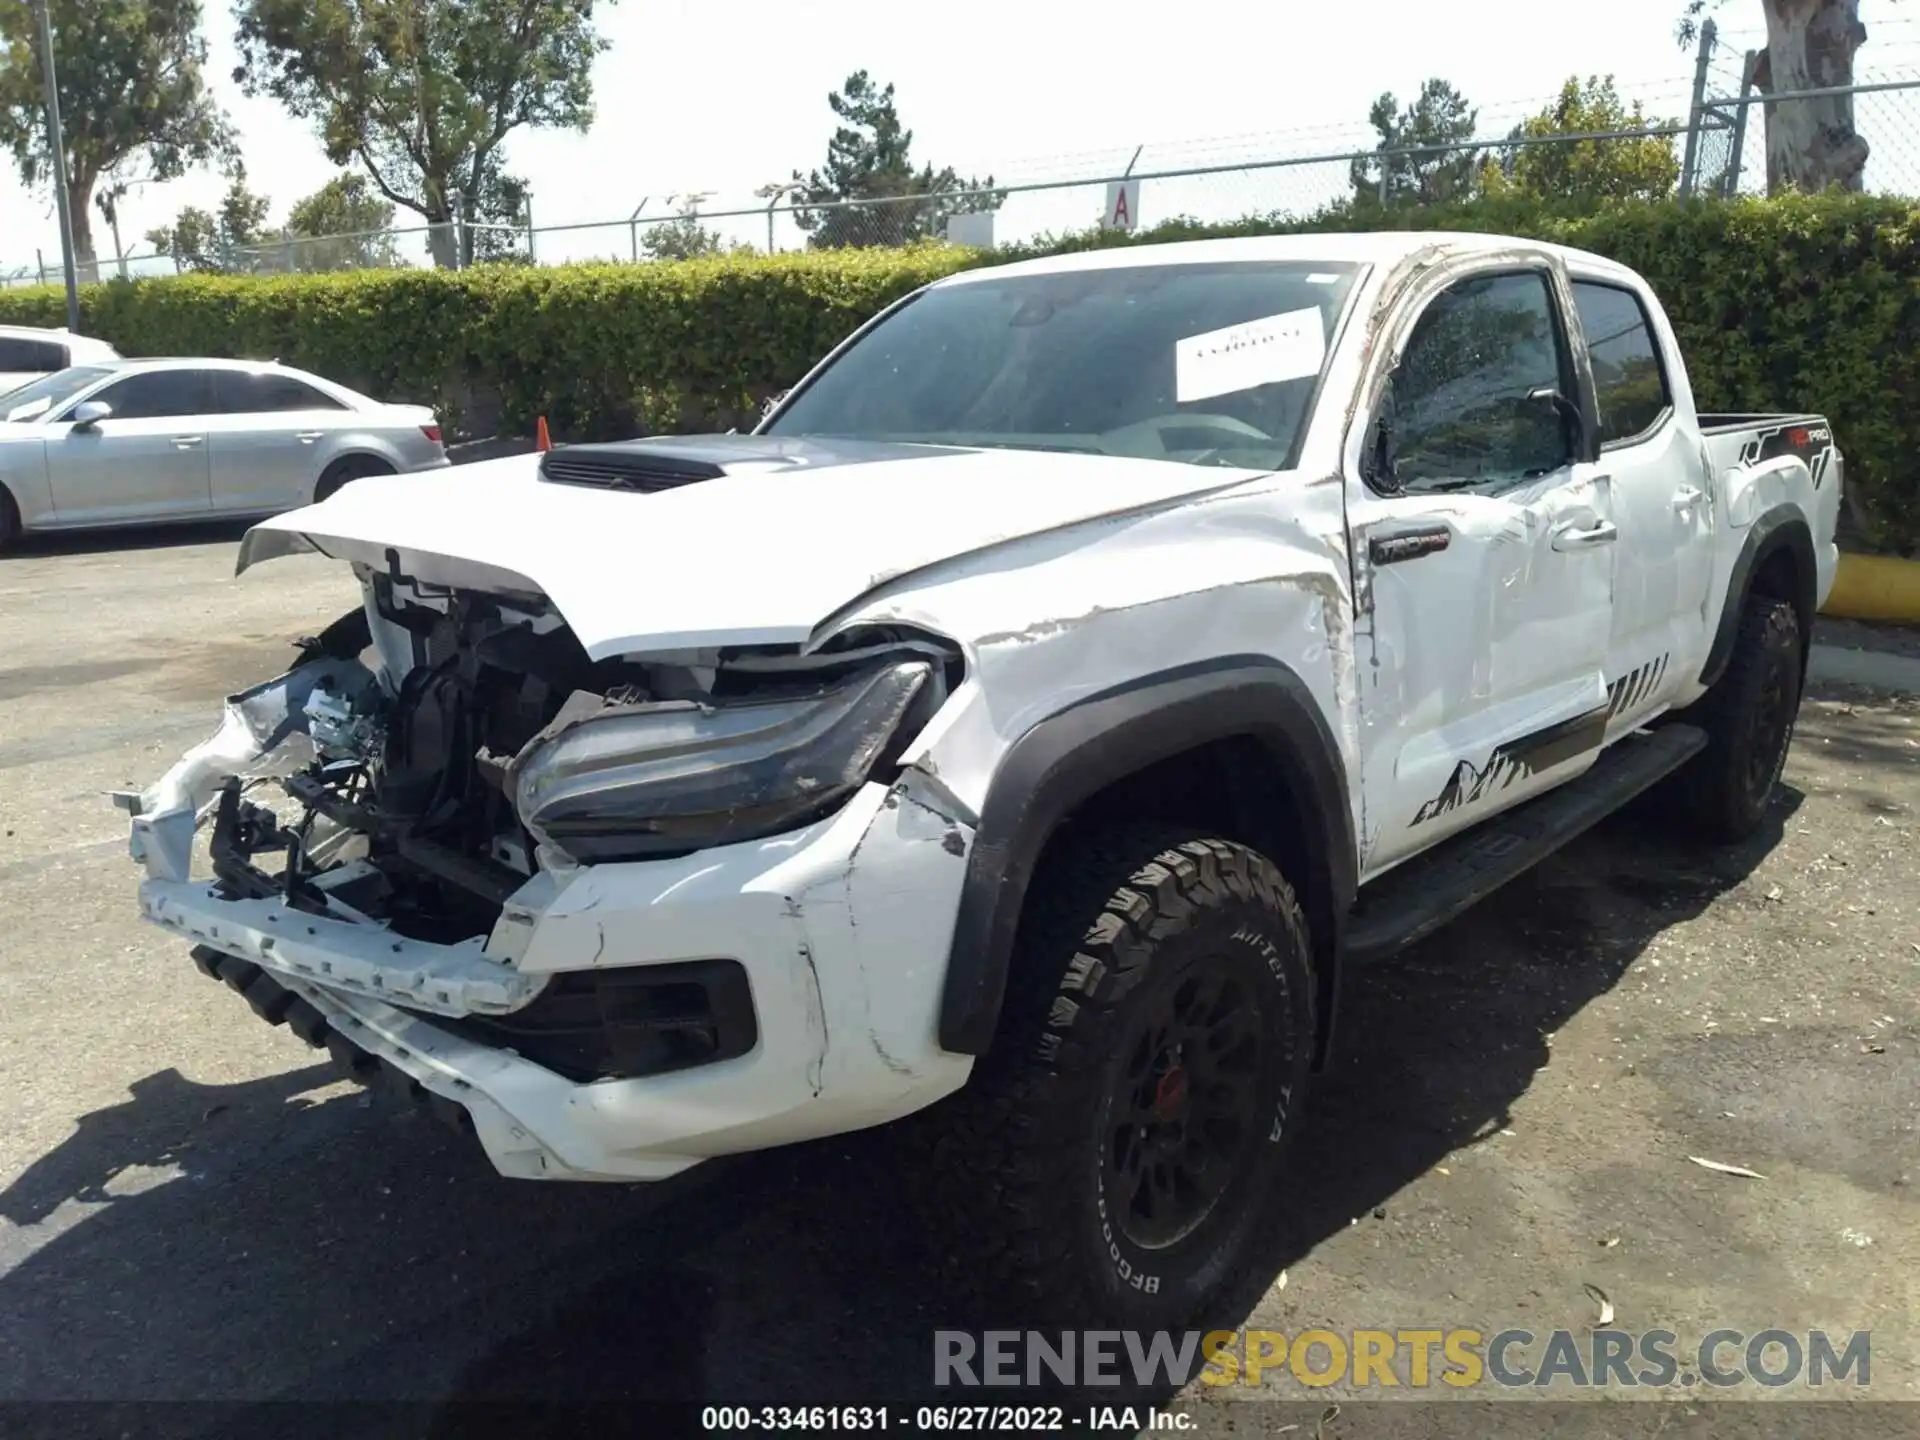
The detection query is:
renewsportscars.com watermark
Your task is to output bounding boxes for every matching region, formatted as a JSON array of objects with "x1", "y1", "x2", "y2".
[{"x1": 934, "y1": 1328, "x2": 1872, "y2": 1391}]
